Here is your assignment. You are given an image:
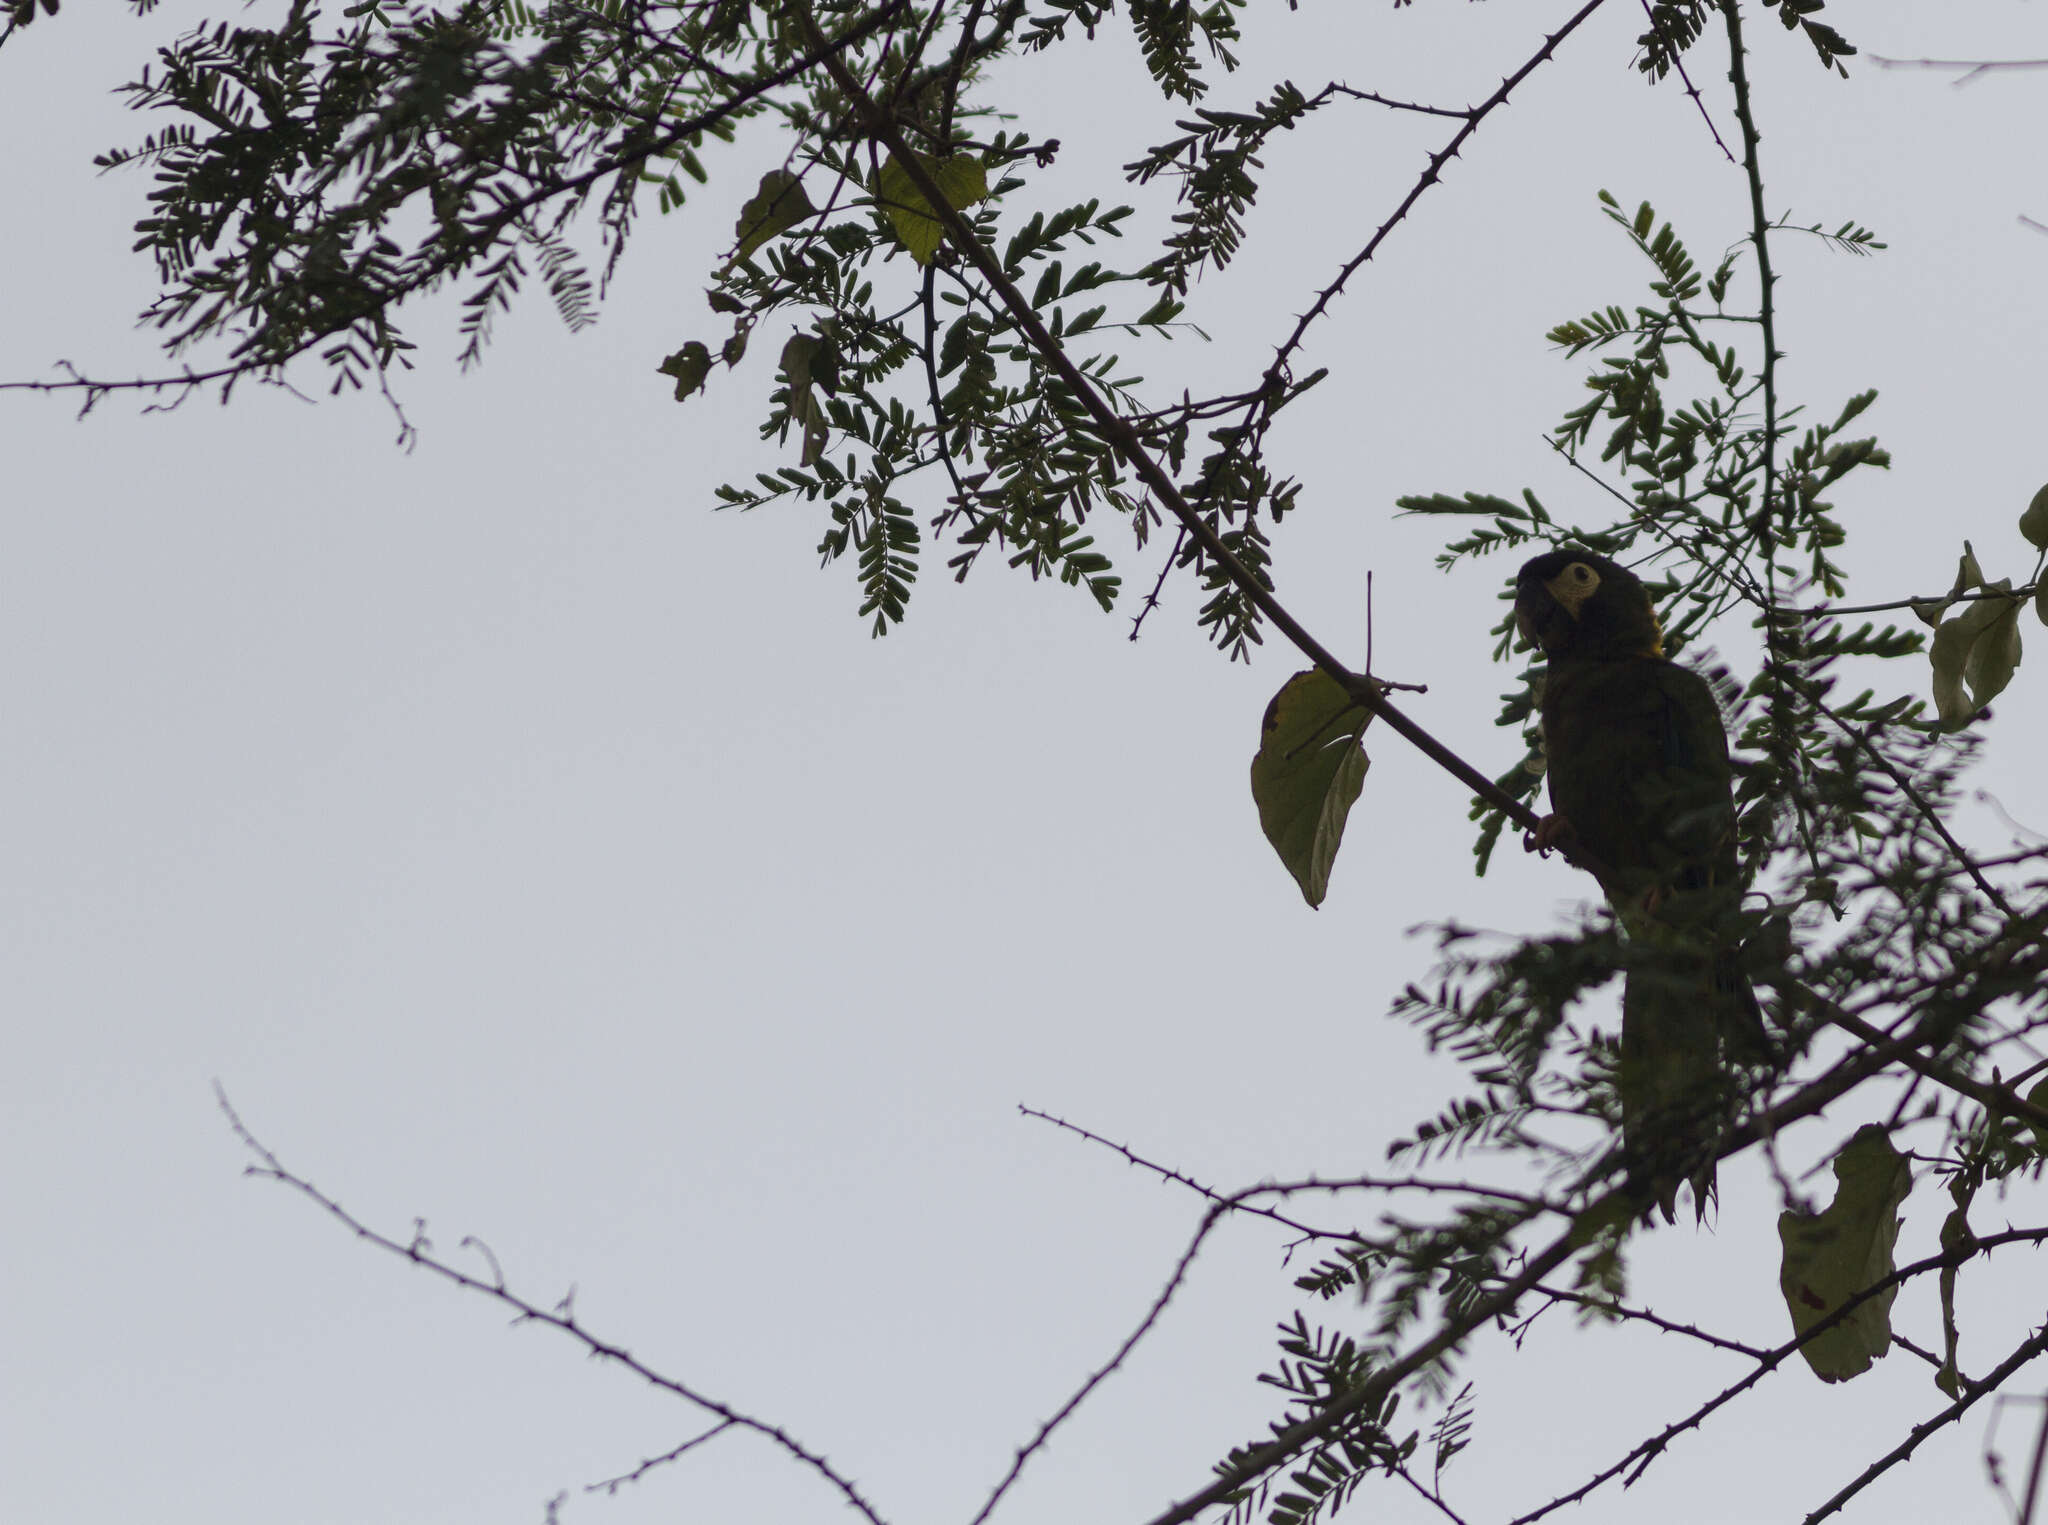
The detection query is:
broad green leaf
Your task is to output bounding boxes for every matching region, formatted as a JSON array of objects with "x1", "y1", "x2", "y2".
[
  {"x1": 2019, "y1": 482, "x2": 2048, "y2": 551},
  {"x1": 657, "y1": 341, "x2": 712, "y2": 401},
  {"x1": 1250, "y1": 669, "x2": 1374, "y2": 908},
  {"x1": 1930, "y1": 579, "x2": 2024, "y2": 729},
  {"x1": 876, "y1": 153, "x2": 989, "y2": 267},
  {"x1": 2028, "y1": 1078, "x2": 2048, "y2": 1156},
  {"x1": 734, "y1": 169, "x2": 814, "y2": 263},
  {"x1": 1778, "y1": 1124, "x2": 1913, "y2": 1383},
  {"x1": 1962, "y1": 585, "x2": 2024, "y2": 711}
]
